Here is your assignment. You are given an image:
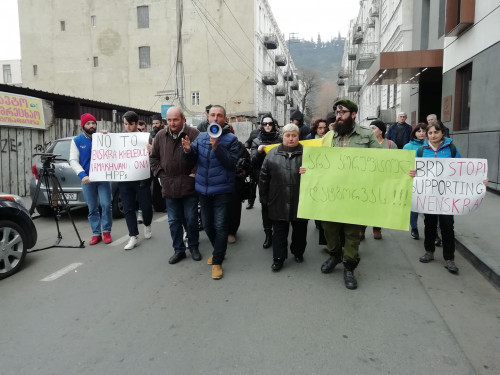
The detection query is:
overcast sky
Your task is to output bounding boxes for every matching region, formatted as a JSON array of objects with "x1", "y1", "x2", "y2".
[
  {"x1": 267, "y1": 0, "x2": 360, "y2": 42},
  {"x1": 0, "y1": 0, "x2": 360, "y2": 60}
]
